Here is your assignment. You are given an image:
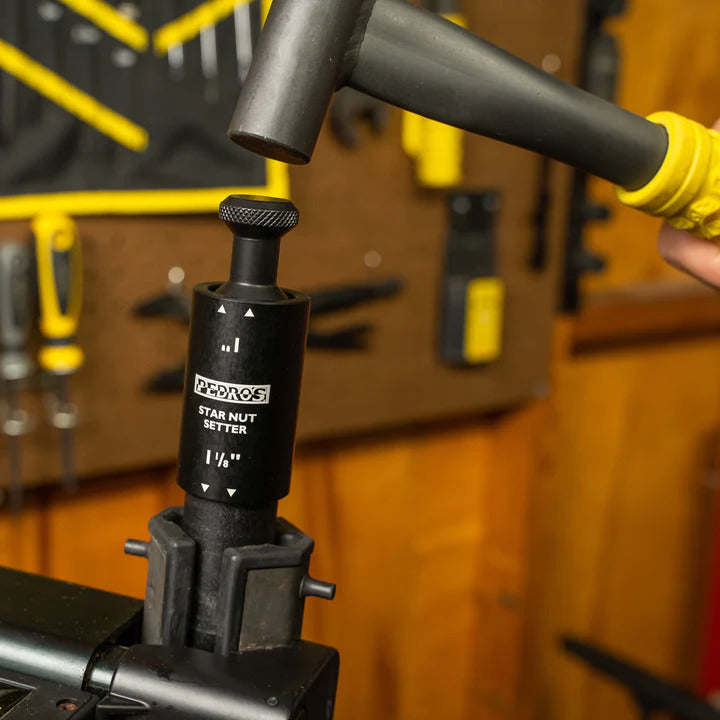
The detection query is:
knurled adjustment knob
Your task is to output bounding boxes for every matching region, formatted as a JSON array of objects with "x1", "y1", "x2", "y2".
[{"x1": 219, "y1": 195, "x2": 299, "y2": 239}]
